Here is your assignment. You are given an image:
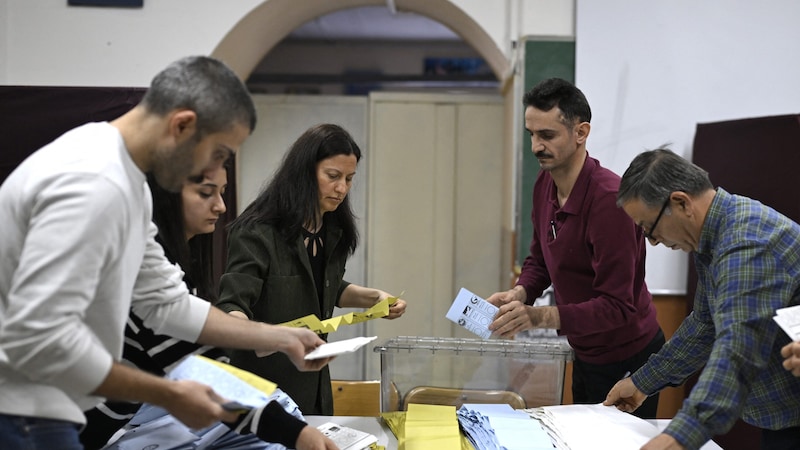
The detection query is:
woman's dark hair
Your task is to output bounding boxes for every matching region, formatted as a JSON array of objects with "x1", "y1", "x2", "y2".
[
  {"x1": 148, "y1": 164, "x2": 227, "y2": 301},
  {"x1": 231, "y1": 123, "x2": 362, "y2": 259}
]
